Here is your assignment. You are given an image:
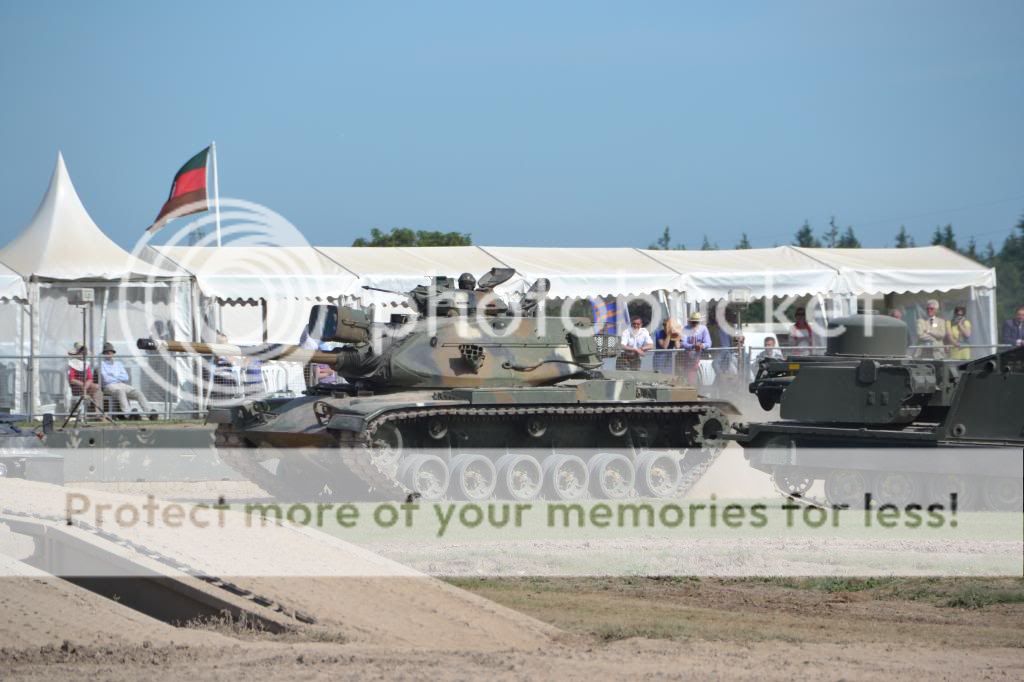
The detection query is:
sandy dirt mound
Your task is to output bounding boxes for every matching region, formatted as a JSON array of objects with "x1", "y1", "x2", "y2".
[
  {"x1": 0, "y1": 479, "x2": 555, "y2": 650},
  {"x1": 0, "y1": 577, "x2": 236, "y2": 650}
]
